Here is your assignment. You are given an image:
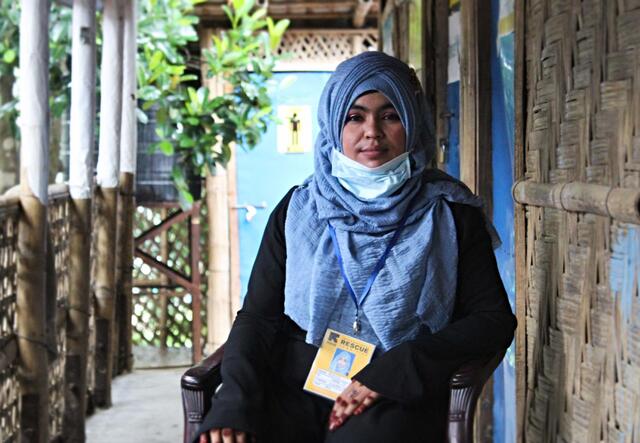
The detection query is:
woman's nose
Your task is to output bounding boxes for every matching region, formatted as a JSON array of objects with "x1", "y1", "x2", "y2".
[{"x1": 364, "y1": 117, "x2": 382, "y2": 139}]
